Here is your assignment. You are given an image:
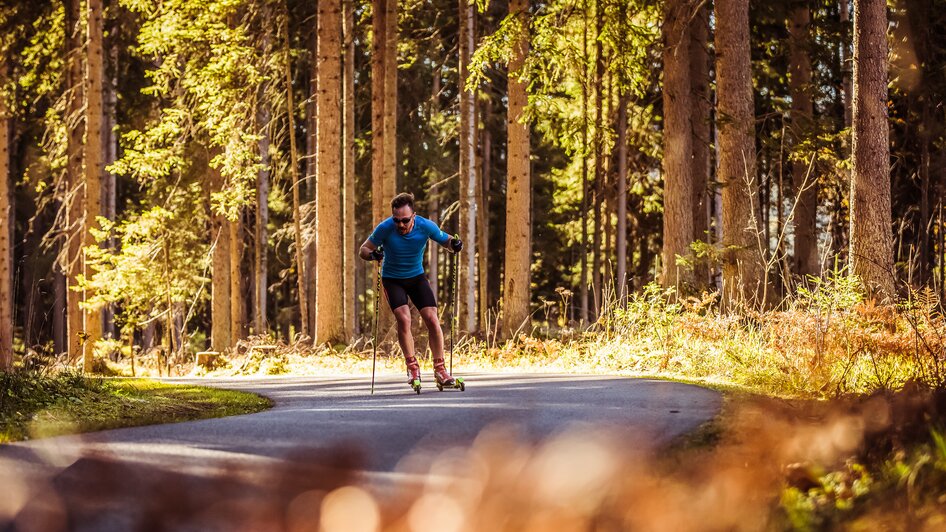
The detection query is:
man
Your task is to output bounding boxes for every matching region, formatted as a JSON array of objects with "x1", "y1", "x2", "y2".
[{"x1": 359, "y1": 192, "x2": 463, "y2": 388}]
